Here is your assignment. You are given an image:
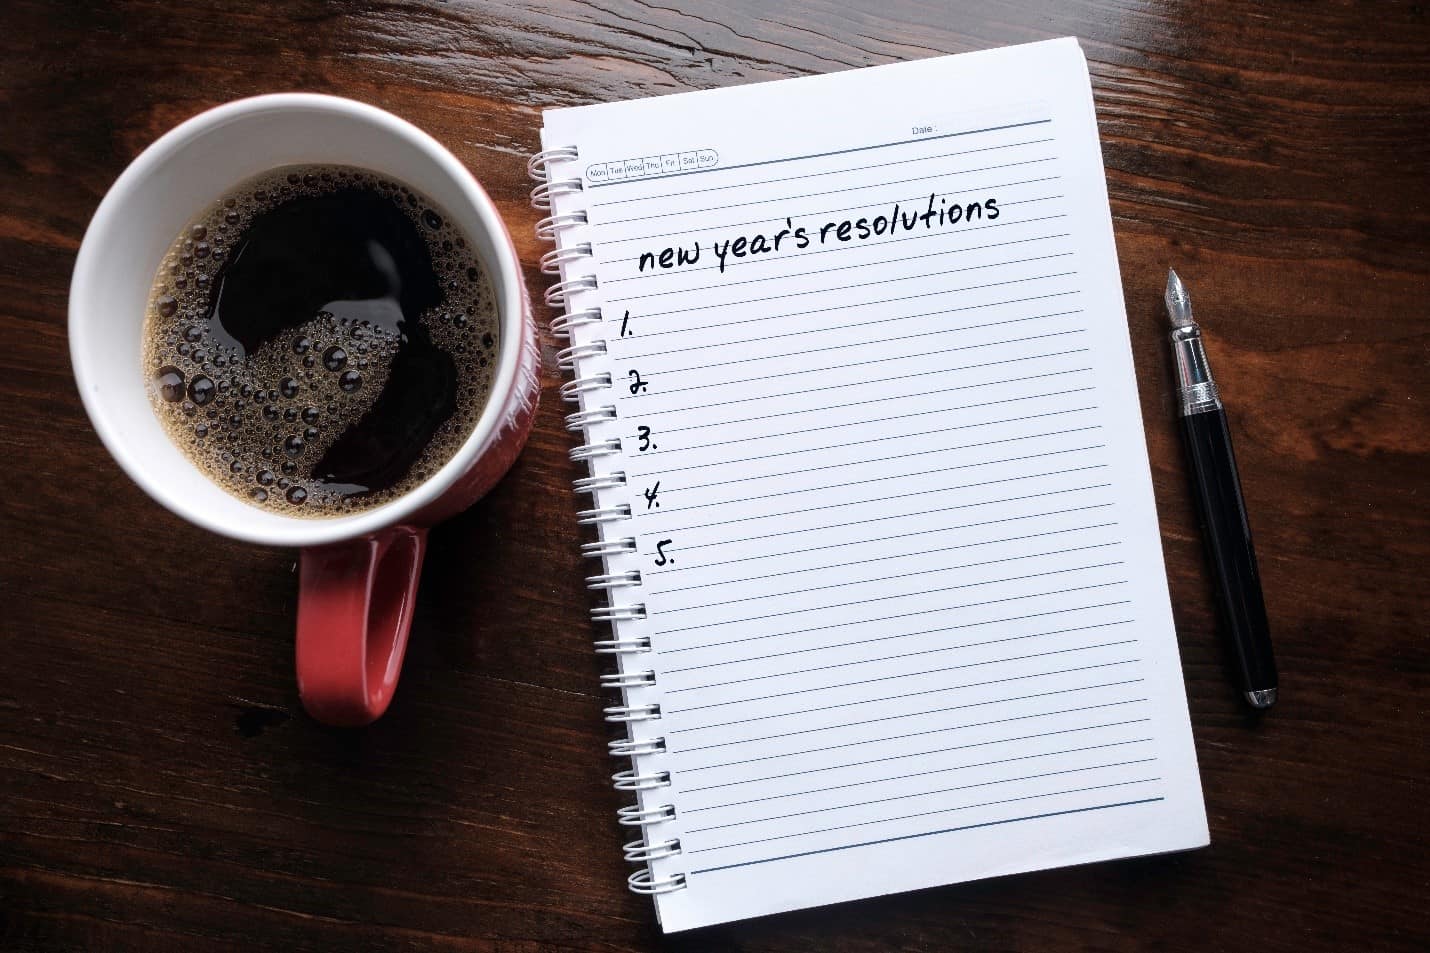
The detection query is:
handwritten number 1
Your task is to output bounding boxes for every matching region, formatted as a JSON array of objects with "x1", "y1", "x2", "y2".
[{"x1": 620, "y1": 310, "x2": 632, "y2": 338}]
